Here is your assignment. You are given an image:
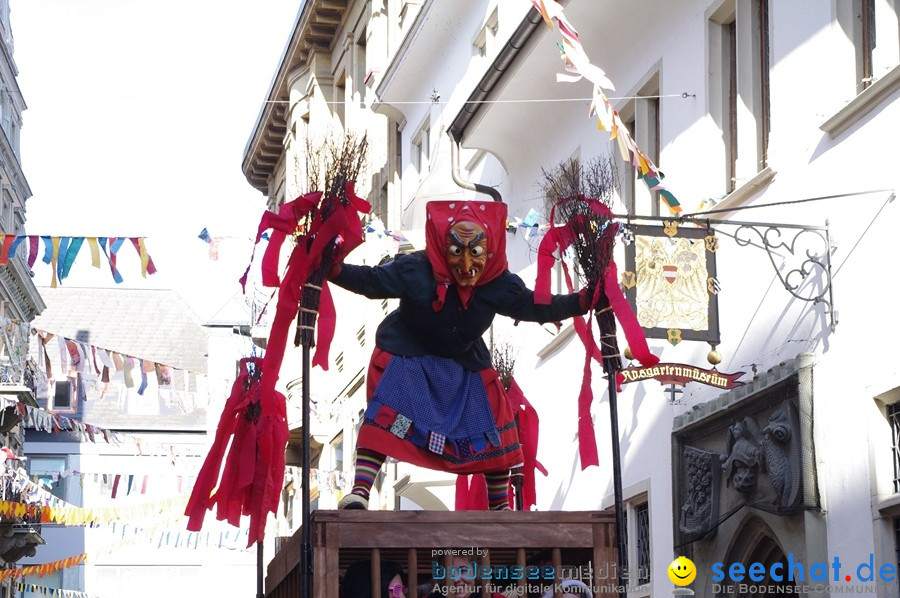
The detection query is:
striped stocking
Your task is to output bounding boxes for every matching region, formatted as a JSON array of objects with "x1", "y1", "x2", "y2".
[
  {"x1": 484, "y1": 470, "x2": 511, "y2": 510},
  {"x1": 350, "y1": 448, "x2": 386, "y2": 500}
]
